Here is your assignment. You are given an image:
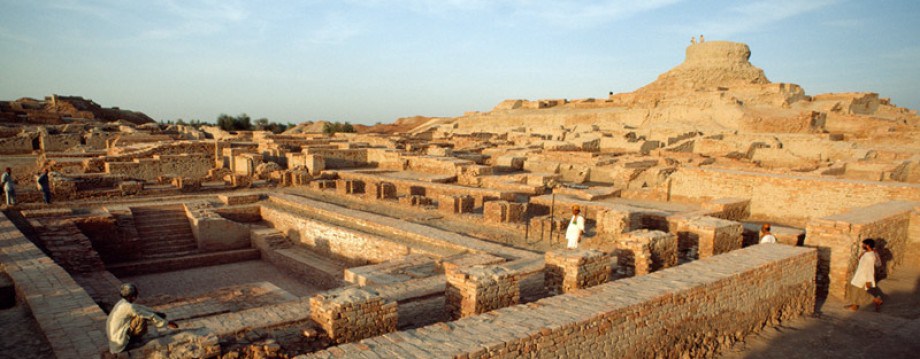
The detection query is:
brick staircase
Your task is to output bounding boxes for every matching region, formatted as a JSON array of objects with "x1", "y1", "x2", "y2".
[{"x1": 131, "y1": 205, "x2": 198, "y2": 259}]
